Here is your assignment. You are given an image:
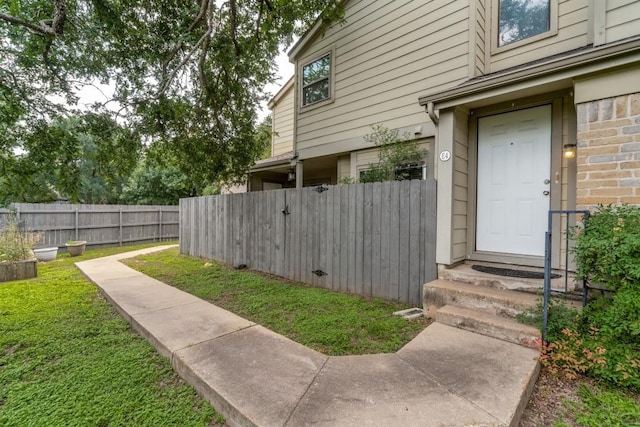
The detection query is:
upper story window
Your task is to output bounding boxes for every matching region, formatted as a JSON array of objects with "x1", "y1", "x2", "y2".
[
  {"x1": 302, "y1": 53, "x2": 331, "y2": 106},
  {"x1": 498, "y1": 0, "x2": 551, "y2": 47}
]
